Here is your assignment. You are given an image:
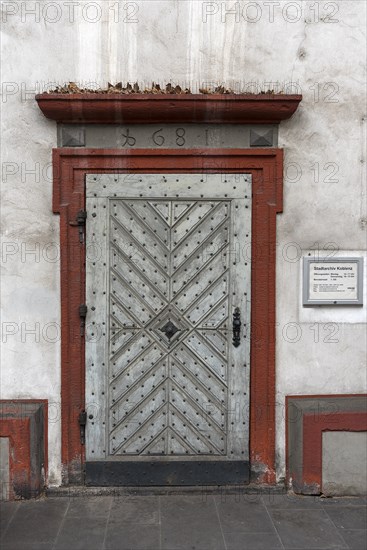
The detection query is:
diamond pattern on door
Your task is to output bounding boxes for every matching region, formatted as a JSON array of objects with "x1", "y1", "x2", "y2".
[{"x1": 109, "y1": 200, "x2": 229, "y2": 456}]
